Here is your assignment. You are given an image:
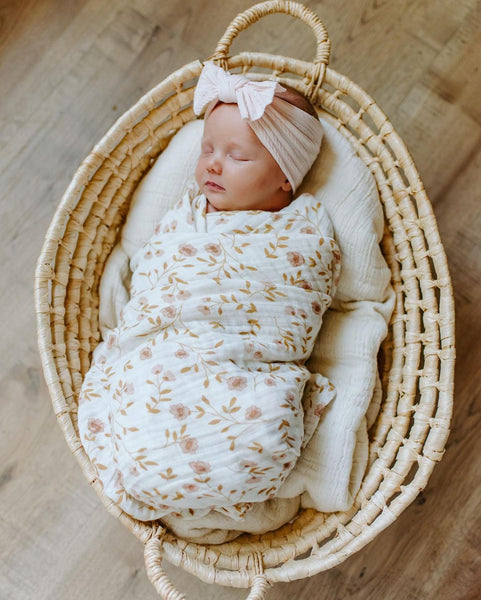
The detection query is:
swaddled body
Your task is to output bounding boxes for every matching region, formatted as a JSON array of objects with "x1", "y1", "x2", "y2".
[{"x1": 78, "y1": 188, "x2": 339, "y2": 520}]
